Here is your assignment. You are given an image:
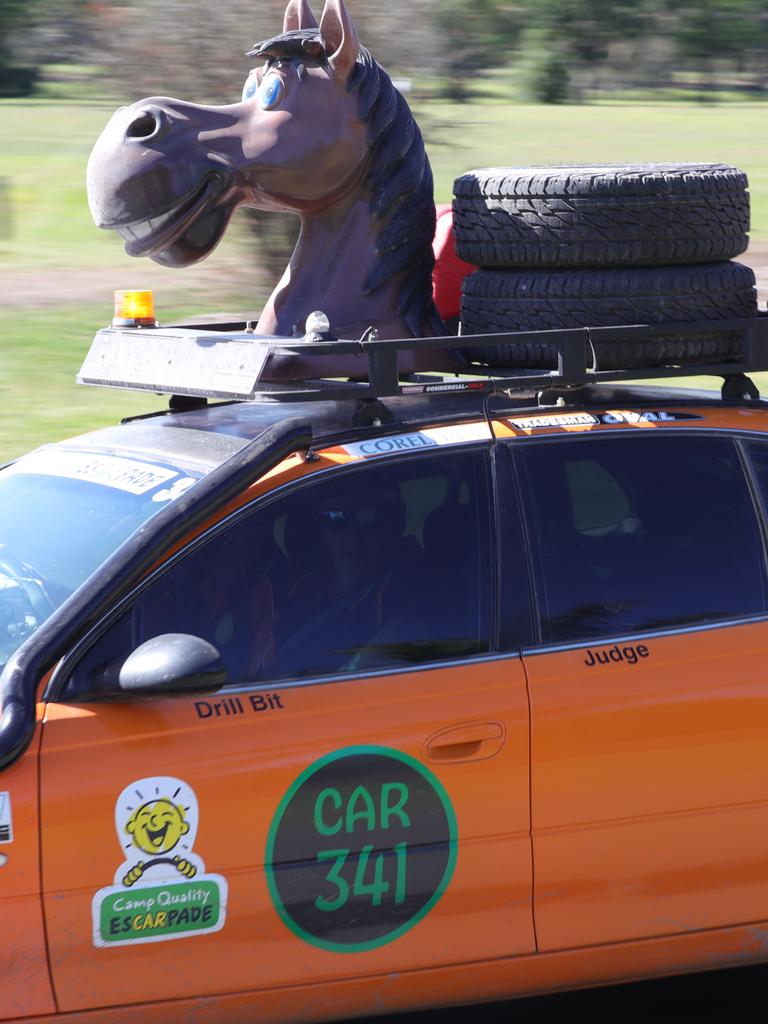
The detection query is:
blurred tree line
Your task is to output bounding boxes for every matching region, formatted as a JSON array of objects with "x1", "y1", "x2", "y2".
[{"x1": 4, "y1": 0, "x2": 768, "y2": 103}]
